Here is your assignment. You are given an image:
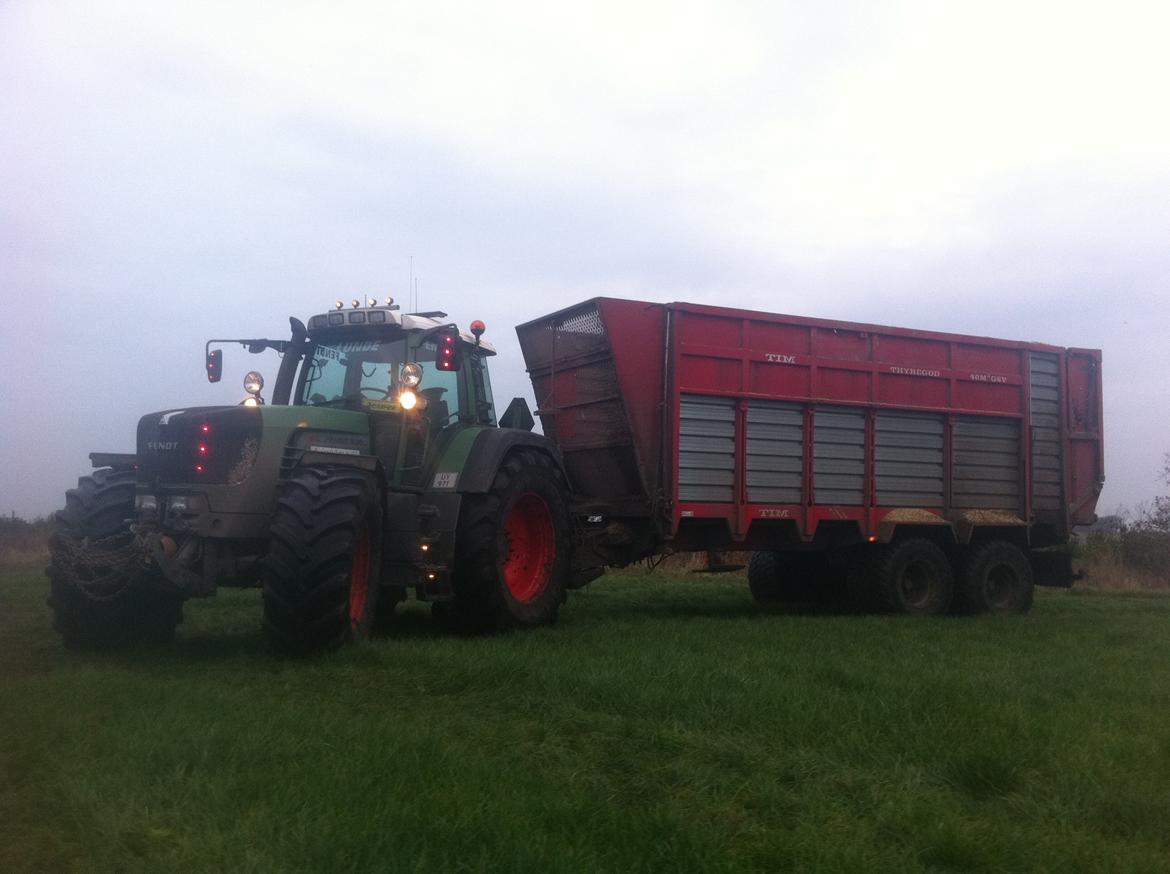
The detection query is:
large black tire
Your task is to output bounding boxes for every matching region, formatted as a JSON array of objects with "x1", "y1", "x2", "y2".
[
  {"x1": 958, "y1": 541, "x2": 1034, "y2": 615},
  {"x1": 452, "y1": 449, "x2": 571, "y2": 628},
  {"x1": 747, "y1": 551, "x2": 815, "y2": 605},
  {"x1": 46, "y1": 468, "x2": 183, "y2": 648},
  {"x1": 844, "y1": 546, "x2": 884, "y2": 612},
  {"x1": 747, "y1": 551, "x2": 783, "y2": 605},
  {"x1": 872, "y1": 538, "x2": 954, "y2": 615},
  {"x1": 262, "y1": 467, "x2": 383, "y2": 653}
]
